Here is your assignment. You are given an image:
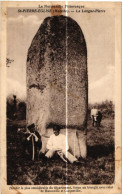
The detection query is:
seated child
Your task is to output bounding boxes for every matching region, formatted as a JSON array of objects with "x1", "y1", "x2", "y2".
[{"x1": 45, "y1": 126, "x2": 81, "y2": 165}]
